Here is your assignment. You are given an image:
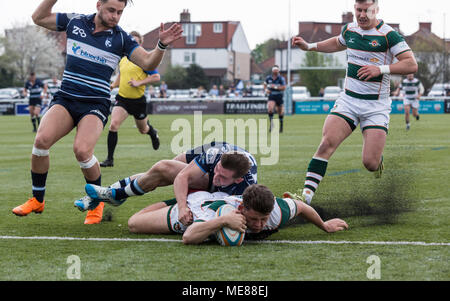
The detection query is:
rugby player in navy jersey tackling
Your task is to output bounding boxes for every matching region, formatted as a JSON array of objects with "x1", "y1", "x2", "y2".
[
  {"x1": 75, "y1": 142, "x2": 258, "y2": 226},
  {"x1": 12, "y1": 0, "x2": 182, "y2": 224}
]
